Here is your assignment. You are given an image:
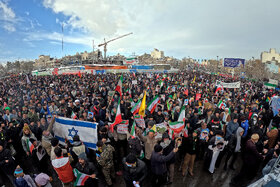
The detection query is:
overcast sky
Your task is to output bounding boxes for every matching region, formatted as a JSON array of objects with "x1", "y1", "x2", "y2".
[{"x1": 0, "y1": 0, "x2": 279, "y2": 62}]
